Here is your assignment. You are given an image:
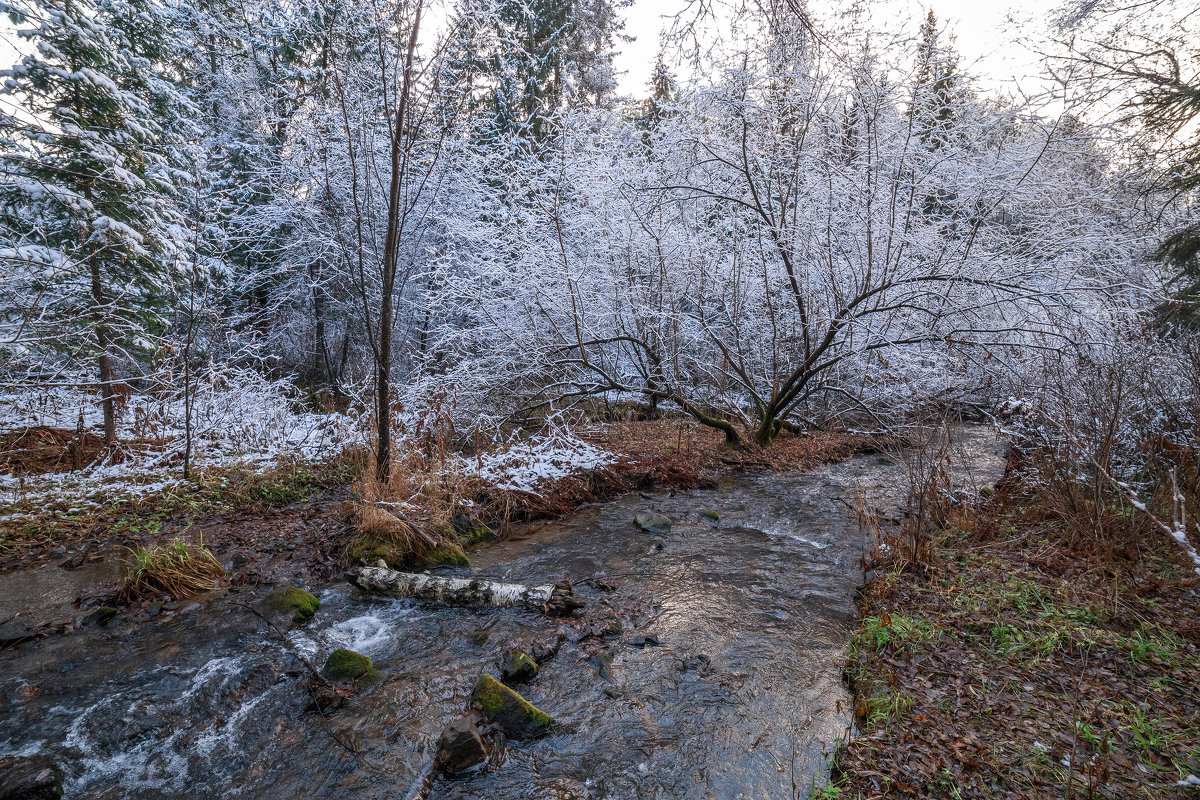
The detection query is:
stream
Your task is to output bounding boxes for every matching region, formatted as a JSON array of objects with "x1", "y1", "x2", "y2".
[{"x1": 0, "y1": 428, "x2": 1006, "y2": 799}]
